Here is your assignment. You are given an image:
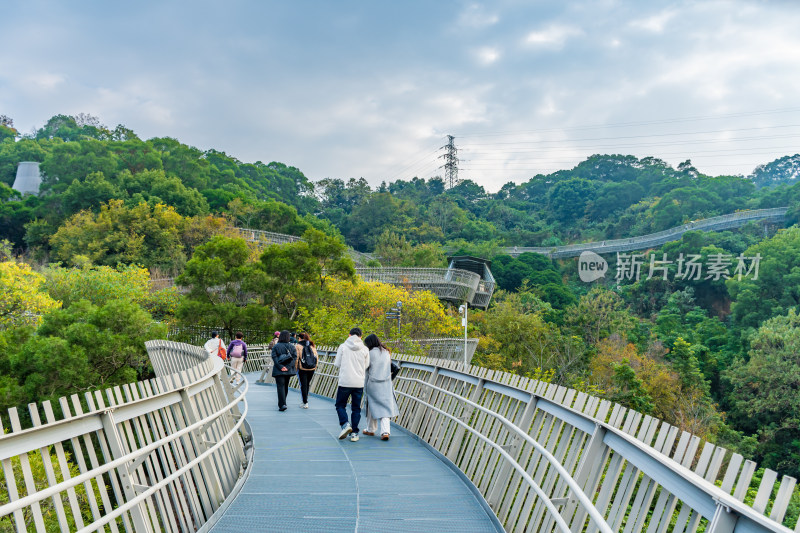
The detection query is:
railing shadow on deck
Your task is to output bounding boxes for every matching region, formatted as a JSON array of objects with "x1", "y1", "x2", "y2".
[
  {"x1": 248, "y1": 344, "x2": 799, "y2": 533},
  {"x1": 0, "y1": 340, "x2": 250, "y2": 533}
]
